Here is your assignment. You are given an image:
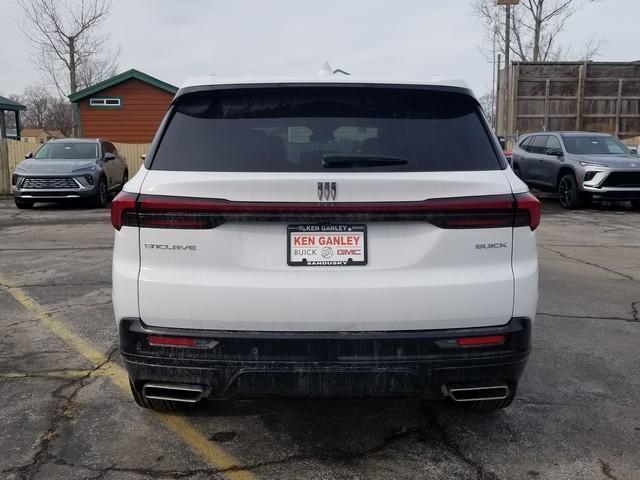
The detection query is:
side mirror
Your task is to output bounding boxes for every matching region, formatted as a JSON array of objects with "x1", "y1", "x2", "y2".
[
  {"x1": 497, "y1": 136, "x2": 506, "y2": 151},
  {"x1": 25, "y1": 152, "x2": 33, "y2": 159},
  {"x1": 547, "y1": 148, "x2": 563, "y2": 157},
  {"x1": 105, "y1": 152, "x2": 116, "y2": 161},
  {"x1": 629, "y1": 146, "x2": 638, "y2": 154},
  {"x1": 141, "y1": 153, "x2": 146, "y2": 161}
]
